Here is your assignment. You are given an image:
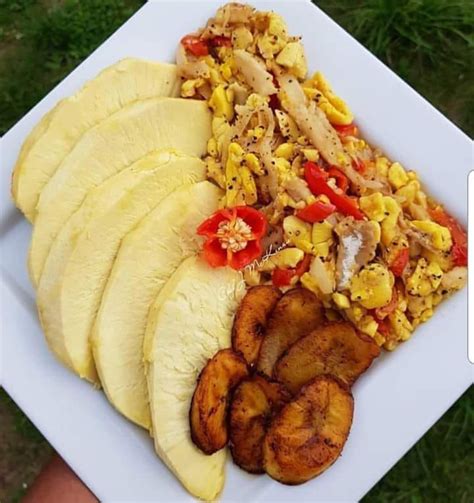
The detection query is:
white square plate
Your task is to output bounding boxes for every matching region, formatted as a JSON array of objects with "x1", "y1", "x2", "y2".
[{"x1": 0, "y1": 1, "x2": 472, "y2": 501}]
